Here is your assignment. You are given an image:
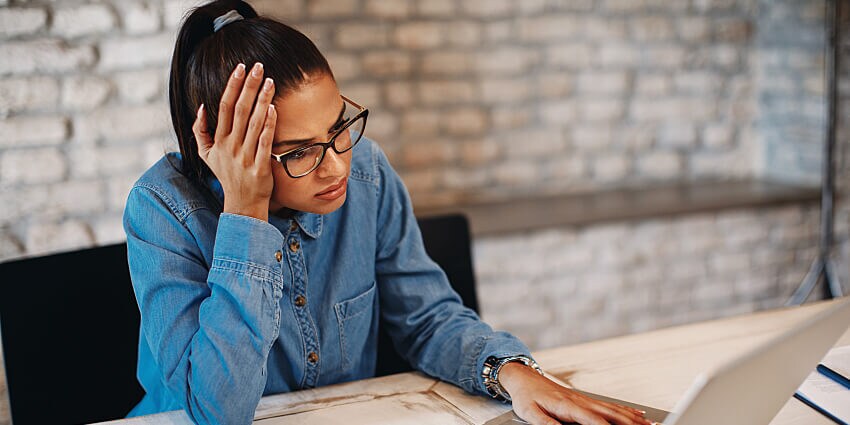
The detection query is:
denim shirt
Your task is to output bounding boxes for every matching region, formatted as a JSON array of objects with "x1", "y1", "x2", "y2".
[{"x1": 122, "y1": 139, "x2": 533, "y2": 424}]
